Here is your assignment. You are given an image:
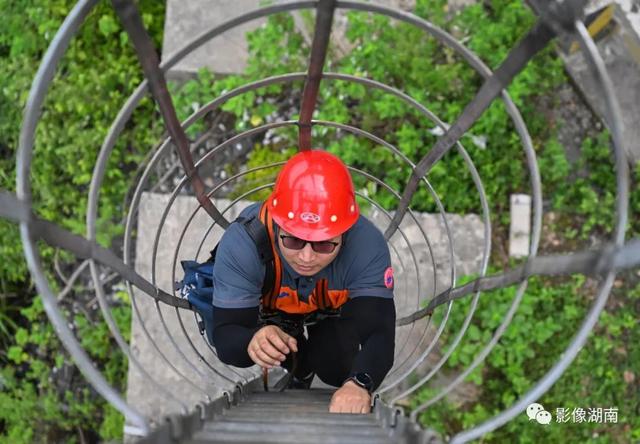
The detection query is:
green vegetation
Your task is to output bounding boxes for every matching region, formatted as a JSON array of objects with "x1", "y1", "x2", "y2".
[
  {"x1": 1, "y1": 296, "x2": 131, "y2": 443},
  {"x1": 416, "y1": 274, "x2": 639, "y2": 443},
  {"x1": 1, "y1": 1, "x2": 164, "y2": 441},
  {"x1": 1, "y1": 0, "x2": 638, "y2": 442}
]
